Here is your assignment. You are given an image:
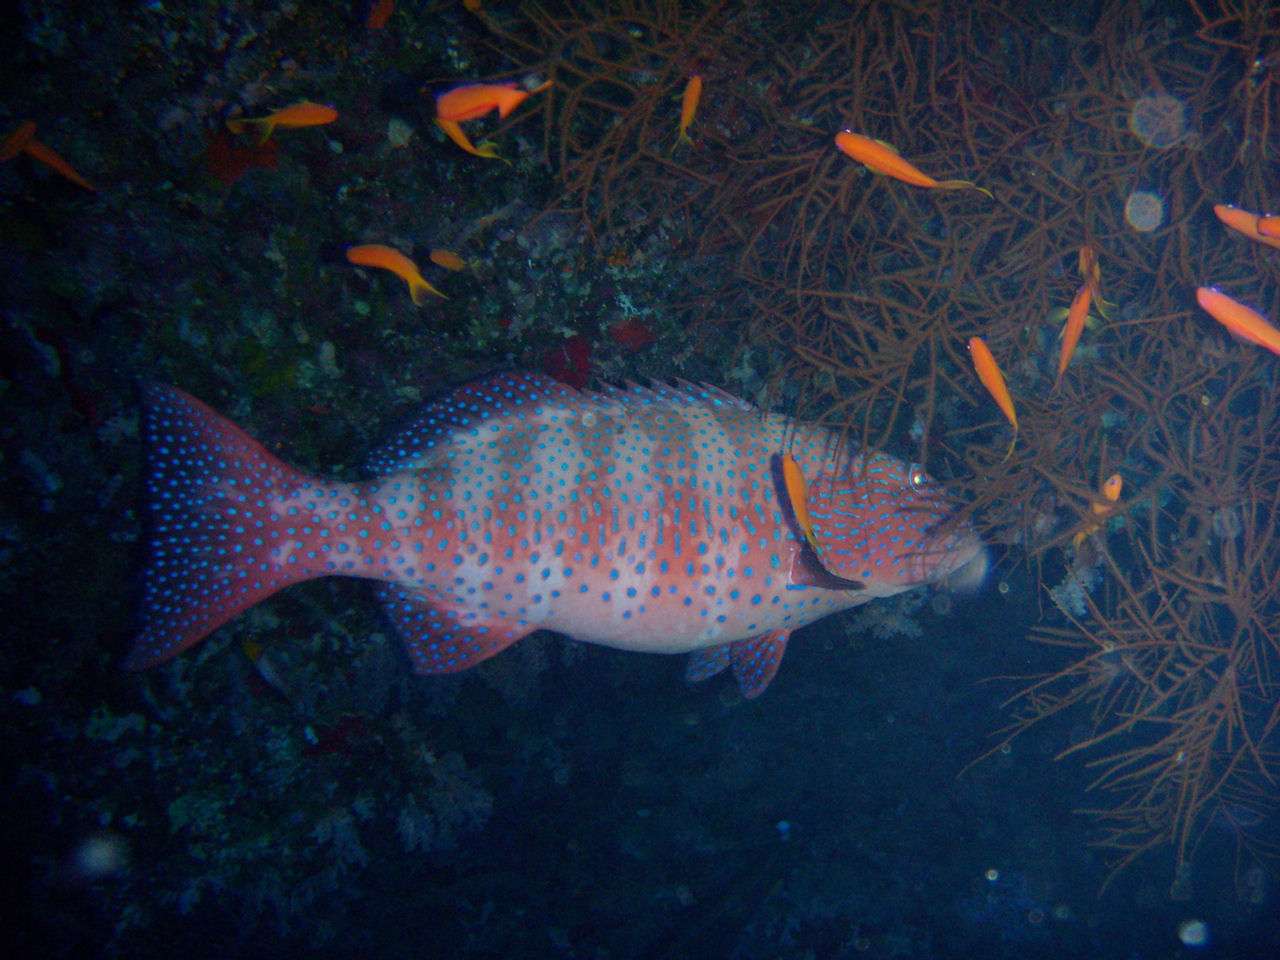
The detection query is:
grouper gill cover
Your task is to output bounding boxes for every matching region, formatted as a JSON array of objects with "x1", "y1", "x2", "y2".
[{"x1": 130, "y1": 371, "x2": 983, "y2": 697}]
